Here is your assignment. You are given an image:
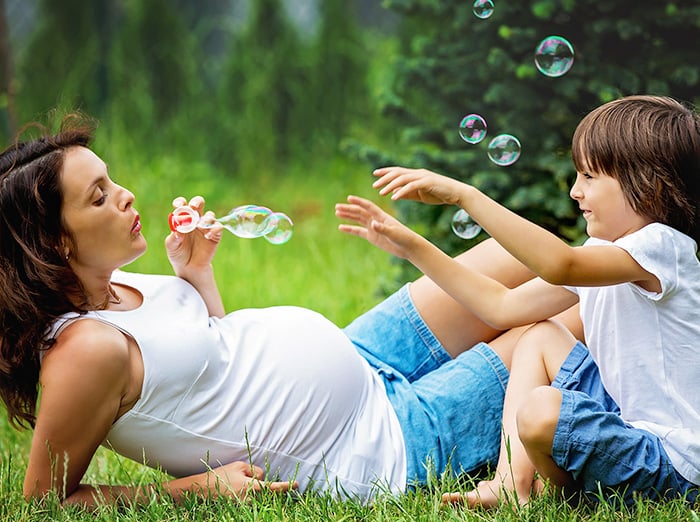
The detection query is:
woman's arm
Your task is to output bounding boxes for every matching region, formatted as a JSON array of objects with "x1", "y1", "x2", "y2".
[
  {"x1": 27, "y1": 320, "x2": 293, "y2": 508},
  {"x1": 372, "y1": 167, "x2": 660, "y2": 291},
  {"x1": 165, "y1": 196, "x2": 225, "y2": 318},
  {"x1": 25, "y1": 320, "x2": 135, "y2": 502},
  {"x1": 62, "y1": 461, "x2": 295, "y2": 507}
]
